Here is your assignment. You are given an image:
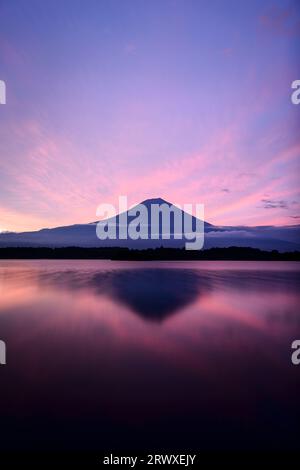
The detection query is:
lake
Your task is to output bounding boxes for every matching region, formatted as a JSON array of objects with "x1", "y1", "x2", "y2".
[{"x1": 0, "y1": 260, "x2": 299, "y2": 457}]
